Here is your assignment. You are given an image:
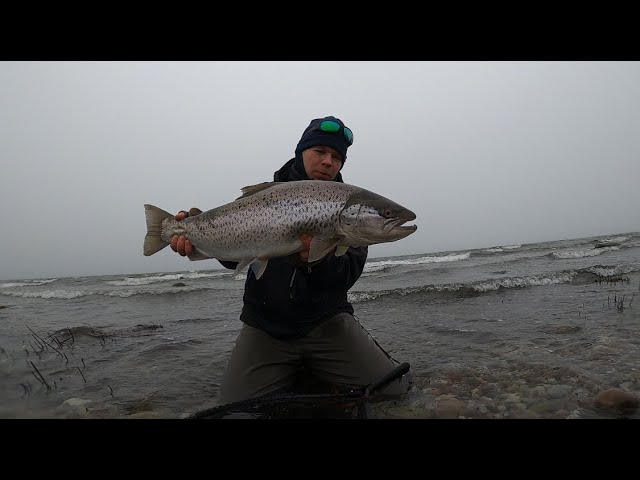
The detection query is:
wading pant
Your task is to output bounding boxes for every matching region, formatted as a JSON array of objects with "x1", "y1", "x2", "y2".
[{"x1": 219, "y1": 312, "x2": 412, "y2": 405}]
